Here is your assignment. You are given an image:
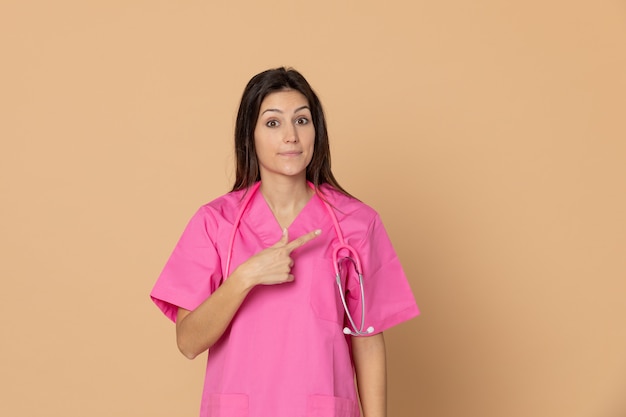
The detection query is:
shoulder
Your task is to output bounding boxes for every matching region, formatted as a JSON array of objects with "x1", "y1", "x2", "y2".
[
  {"x1": 318, "y1": 185, "x2": 392, "y2": 249},
  {"x1": 189, "y1": 188, "x2": 247, "y2": 228},
  {"x1": 200, "y1": 188, "x2": 247, "y2": 214},
  {"x1": 319, "y1": 184, "x2": 379, "y2": 226}
]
